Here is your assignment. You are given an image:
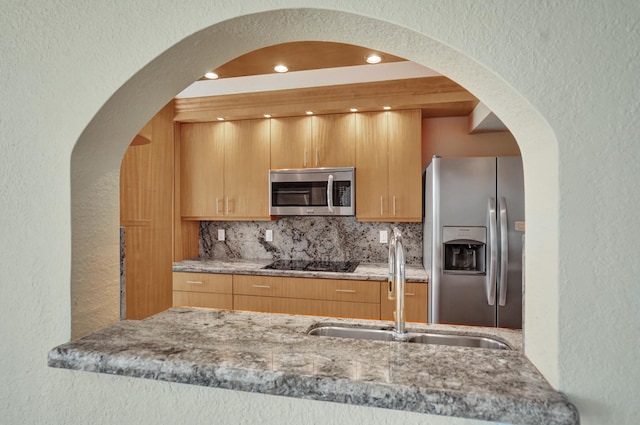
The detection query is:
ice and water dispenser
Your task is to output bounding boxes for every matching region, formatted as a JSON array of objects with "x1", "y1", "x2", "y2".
[{"x1": 442, "y1": 227, "x2": 486, "y2": 274}]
